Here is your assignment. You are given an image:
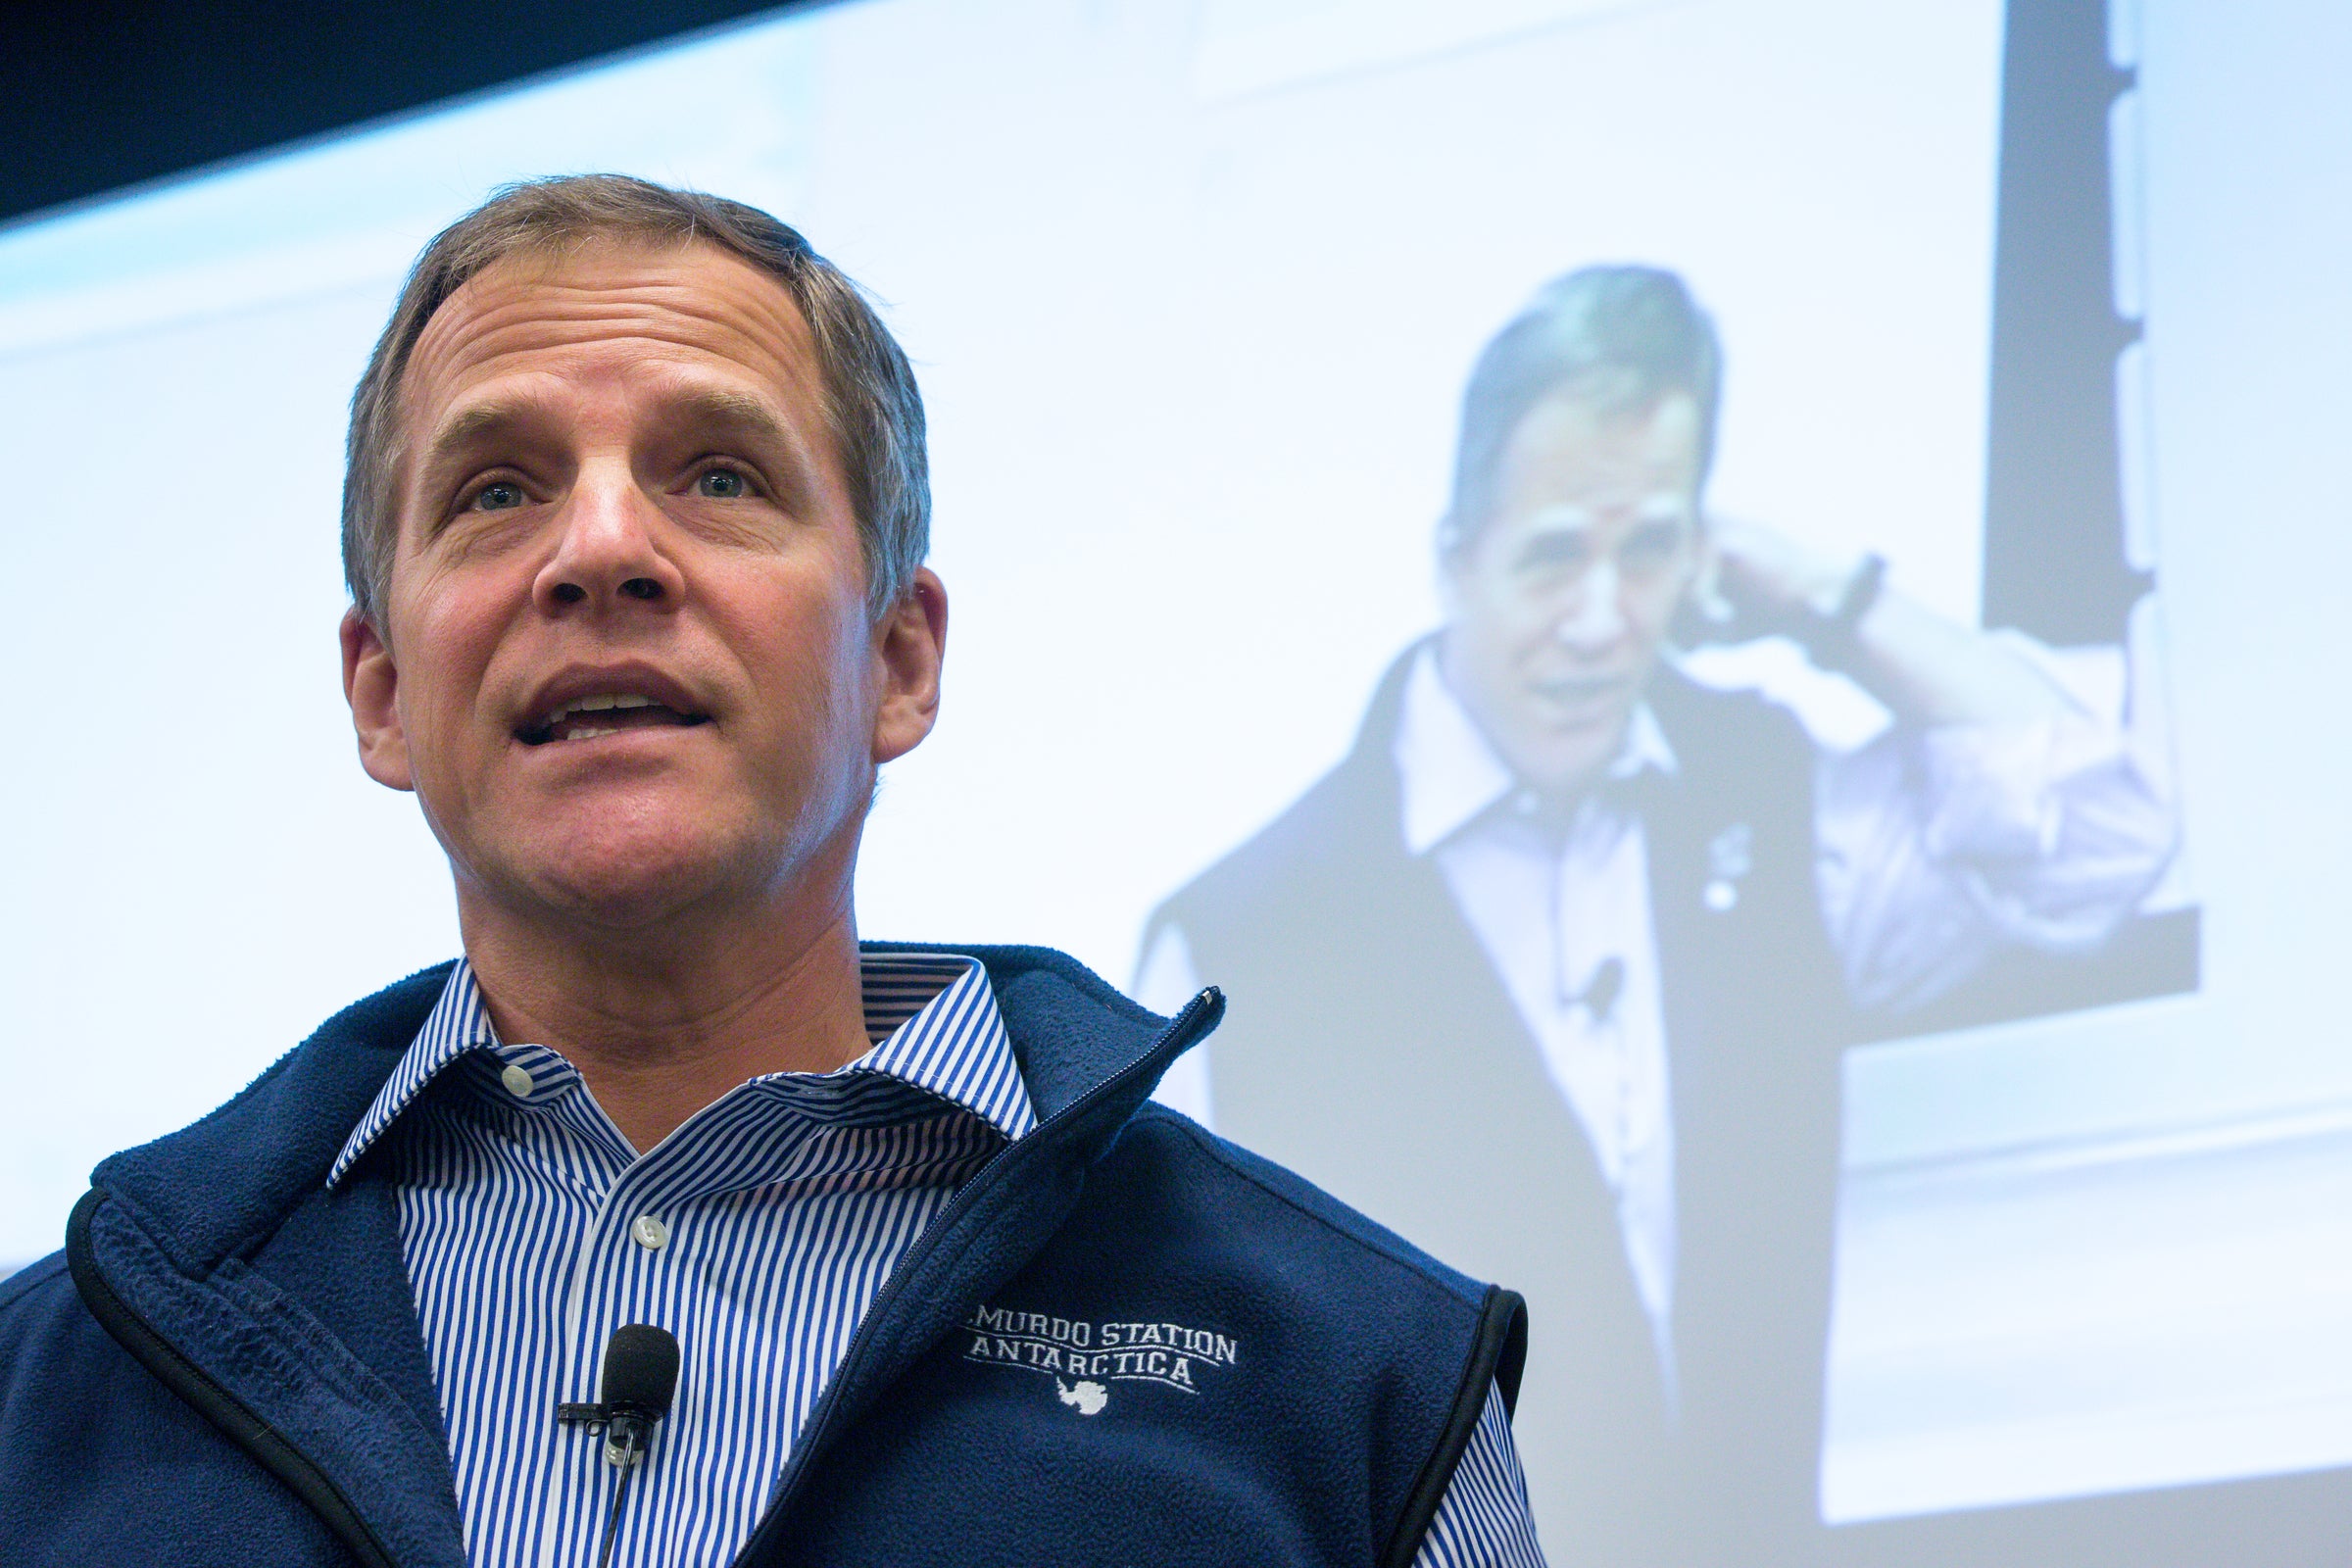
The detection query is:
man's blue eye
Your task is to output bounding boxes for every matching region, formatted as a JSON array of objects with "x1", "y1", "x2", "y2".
[
  {"x1": 474, "y1": 482, "x2": 523, "y2": 511},
  {"x1": 1517, "y1": 535, "x2": 1591, "y2": 573},
  {"x1": 1620, "y1": 523, "x2": 1686, "y2": 568},
  {"x1": 699, "y1": 469, "x2": 747, "y2": 498}
]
